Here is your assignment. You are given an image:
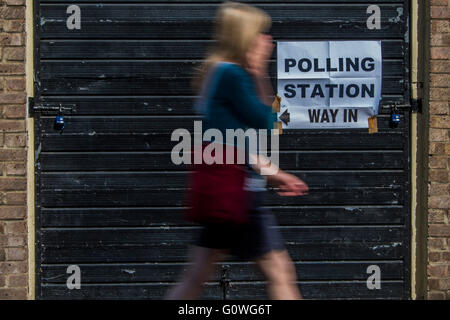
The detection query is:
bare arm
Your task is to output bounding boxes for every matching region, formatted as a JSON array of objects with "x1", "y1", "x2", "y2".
[{"x1": 249, "y1": 154, "x2": 309, "y2": 197}]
